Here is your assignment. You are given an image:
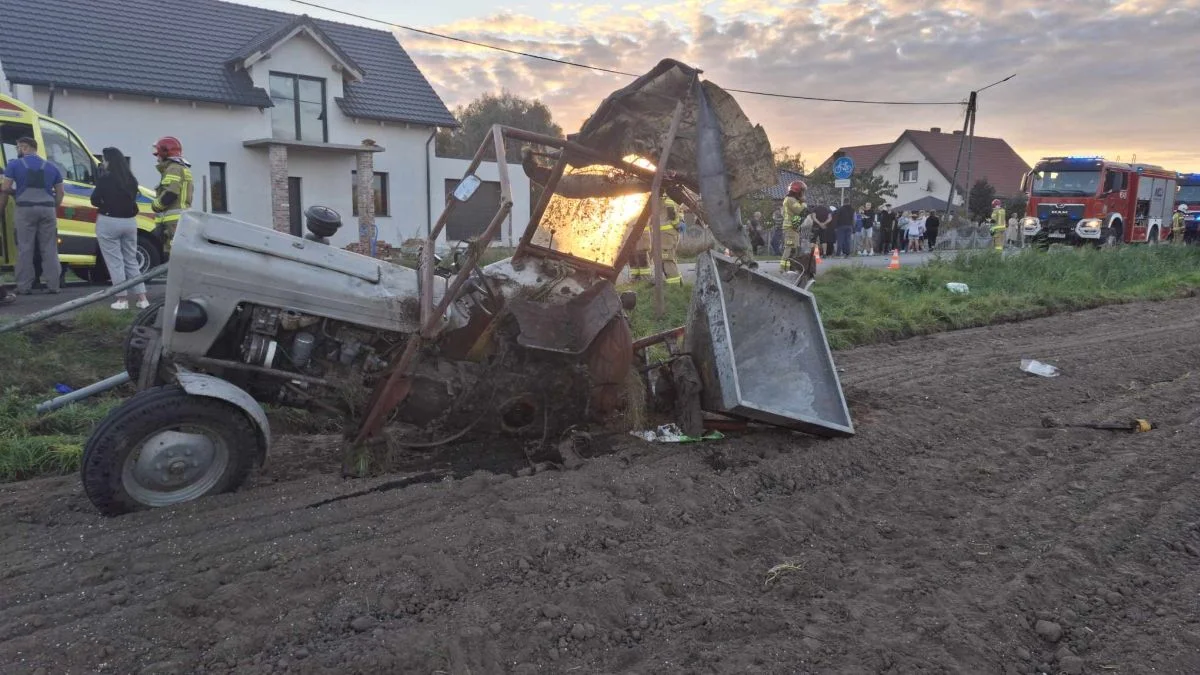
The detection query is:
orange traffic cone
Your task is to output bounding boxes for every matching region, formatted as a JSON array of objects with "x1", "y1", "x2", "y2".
[
  {"x1": 812, "y1": 245, "x2": 823, "y2": 265},
  {"x1": 888, "y1": 249, "x2": 901, "y2": 270}
]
